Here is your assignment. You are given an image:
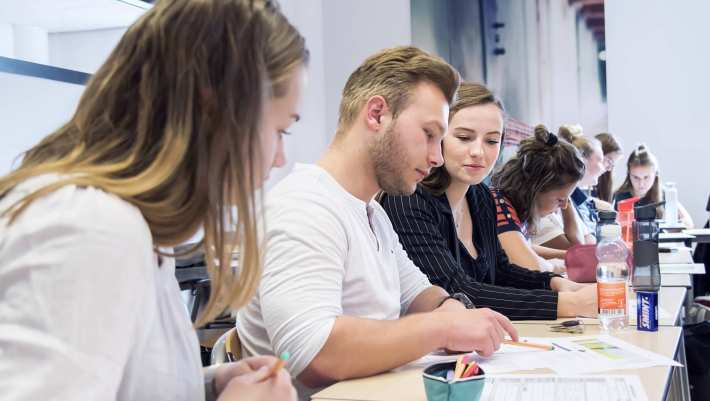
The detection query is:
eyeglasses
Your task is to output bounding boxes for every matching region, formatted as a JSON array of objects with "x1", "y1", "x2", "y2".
[{"x1": 549, "y1": 320, "x2": 584, "y2": 334}]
